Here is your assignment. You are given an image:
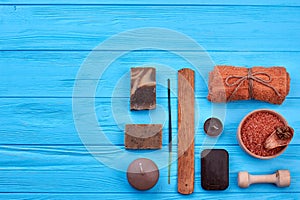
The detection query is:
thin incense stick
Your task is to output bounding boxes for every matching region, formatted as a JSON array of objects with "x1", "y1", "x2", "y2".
[{"x1": 168, "y1": 79, "x2": 172, "y2": 184}]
